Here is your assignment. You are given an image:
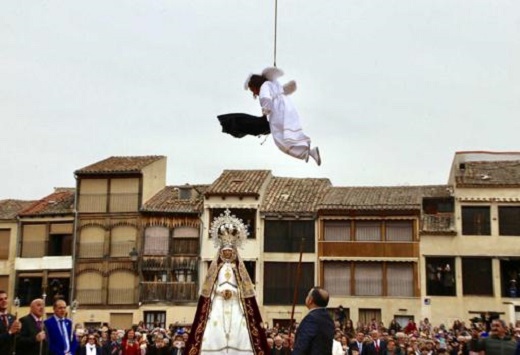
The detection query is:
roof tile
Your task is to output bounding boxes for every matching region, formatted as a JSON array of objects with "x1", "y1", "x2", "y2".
[
  {"x1": 0, "y1": 199, "x2": 36, "y2": 220},
  {"x1": 142, "y1": 185, "x2": 209, "y2": 213},
  {"x1": 19, "y1": 188, "x2": 75, "y2": 216},
  {"x1": 75, "y1": 156, "x2": 165, "y2": 175},
  {"x1": 455, "y1": 160, "x2": 520, "y2": 186},
  {"x1": 205, "y1": 170, "x2": 271, "y2": 197}
]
